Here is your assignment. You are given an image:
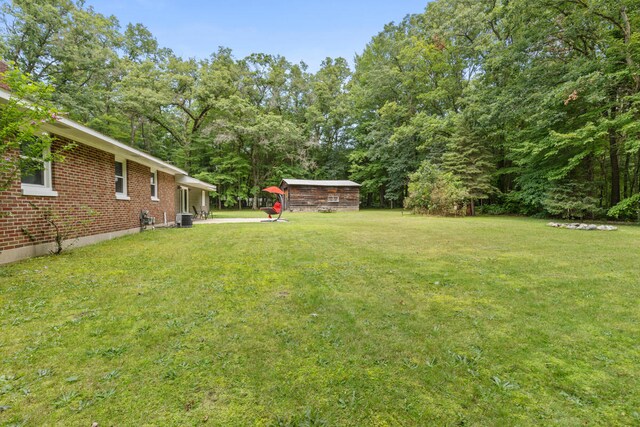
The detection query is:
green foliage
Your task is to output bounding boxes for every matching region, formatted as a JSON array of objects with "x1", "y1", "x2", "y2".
[
  {"x1": 607, "y1": 194, "x2": 640, "y2": 221},
  {"x1": 3, "y1": 0, "x2": 640, "y2": 215},
  {"x1": 542, "y1": 182, "x2": 603, "y2": 220},
  {"x1": 442, "y1": 114, "x2": 496, "y2": 202},
  {"x1": 306, "y1": 57, "x2": 352, "y2": 179},
  {"x1": 347, "y1": 0, "x2": 640, "y2": 214},
  {"x1": 0, "y1": 64, "x2": 59, "y2": 192},
  {"x1": 404, "y1": 161, "x2": 469, "y2": 216}
]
